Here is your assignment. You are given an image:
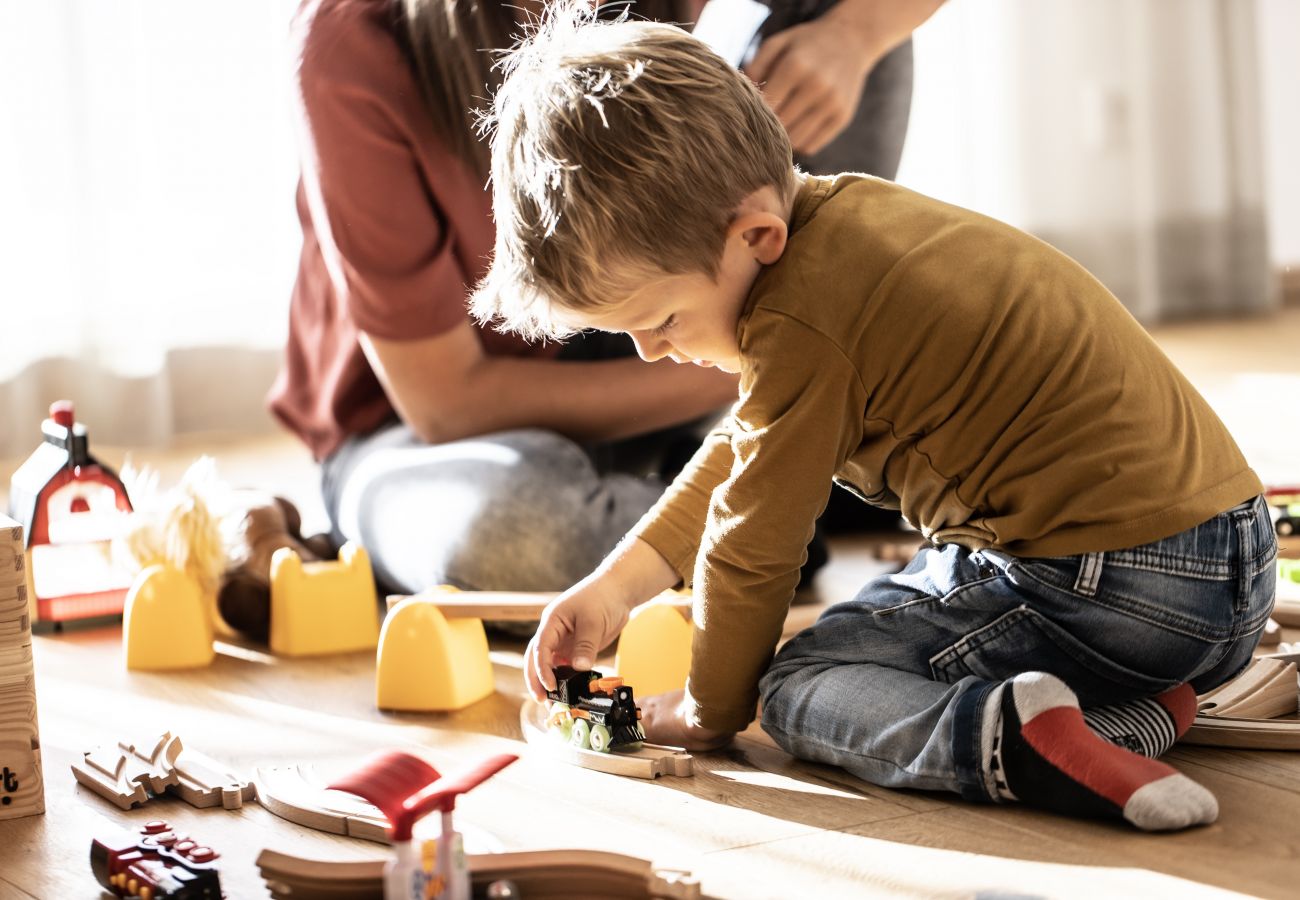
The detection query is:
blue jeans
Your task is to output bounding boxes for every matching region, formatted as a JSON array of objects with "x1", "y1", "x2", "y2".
[{"x1": 759, "y1": 495, "x2": 1277, "y2": 801}]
